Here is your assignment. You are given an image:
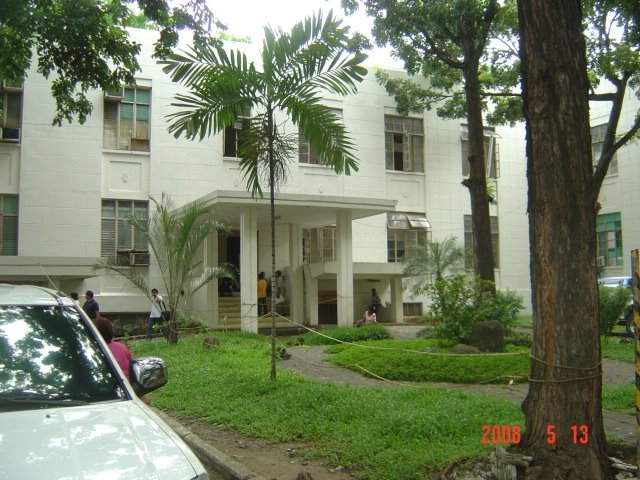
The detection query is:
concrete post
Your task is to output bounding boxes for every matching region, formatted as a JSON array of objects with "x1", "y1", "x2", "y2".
[
  {"x1": 336, "y1": 210, "x2": 354, "y2": 327},
  {"x1": 289, "y1": 223, "x2": 304, "y2": 327},
  {"x1": 240, "y1": 206, "x2": 258, "y2": 333},
  {"x1": 390, "y1": 276, "x2": 404, "y2": 324}
]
